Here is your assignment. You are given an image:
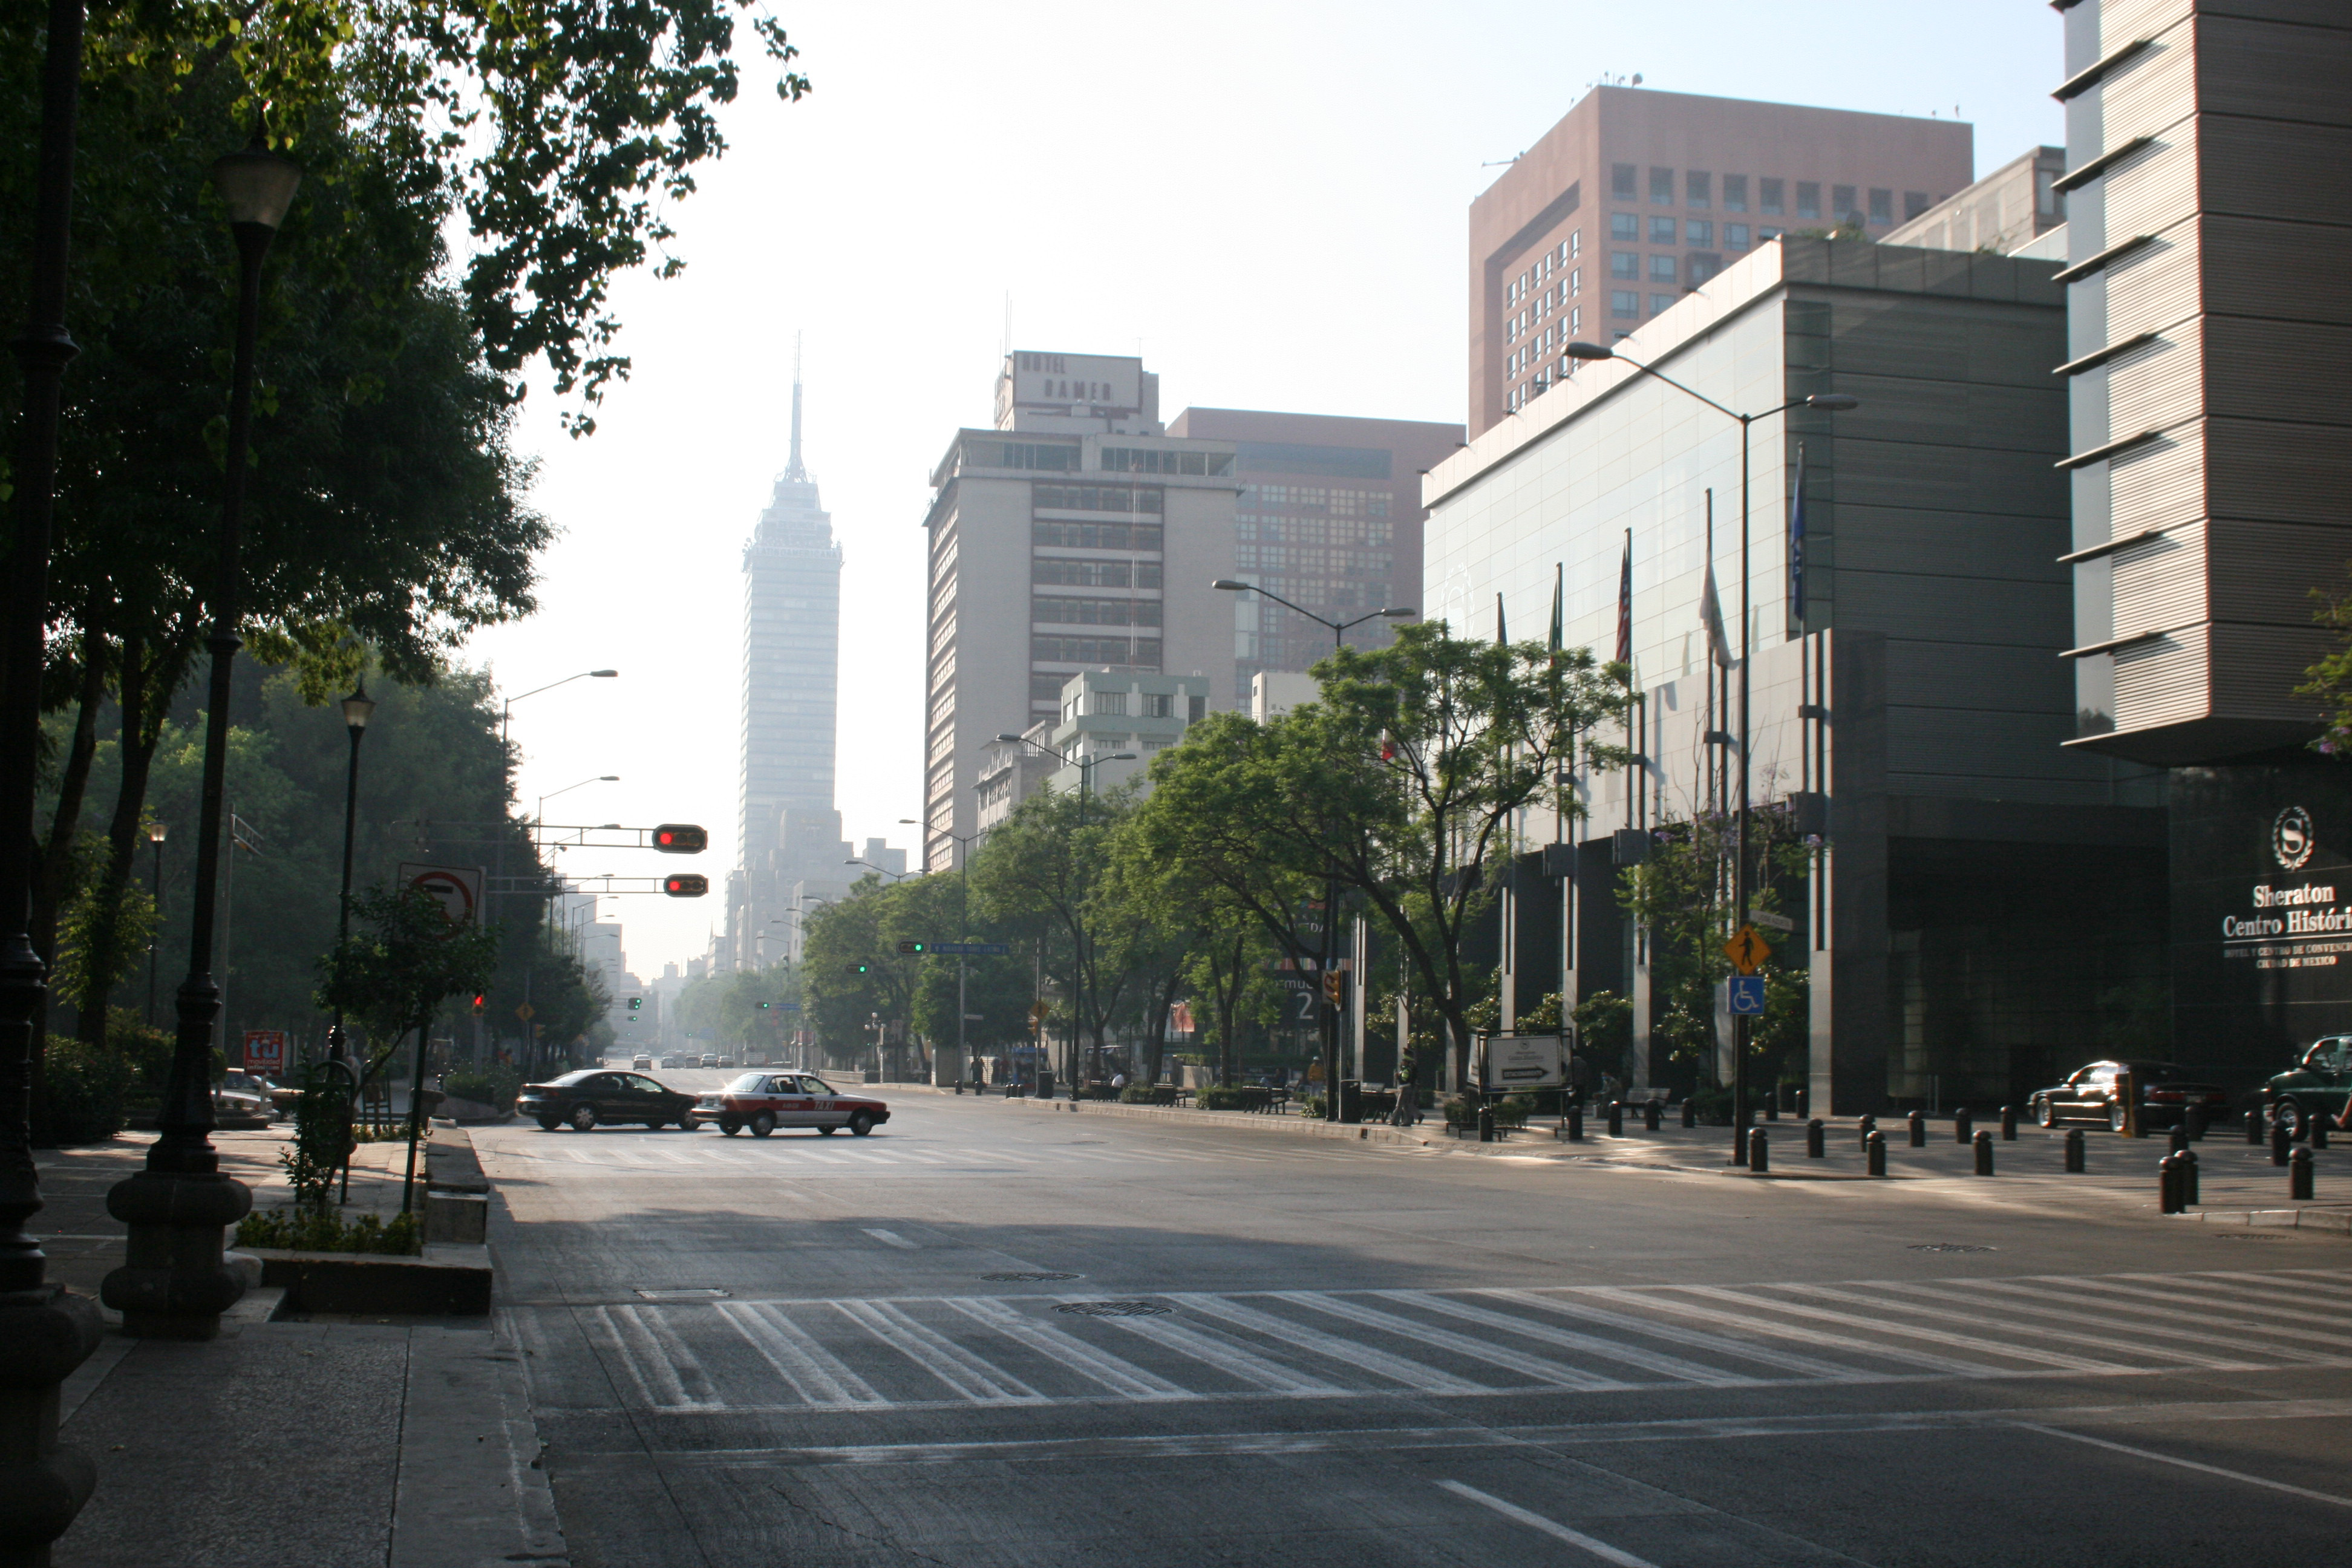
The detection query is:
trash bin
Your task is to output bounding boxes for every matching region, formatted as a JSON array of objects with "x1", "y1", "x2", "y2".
[{"x1": 1337, "y1": 1079, "x2": 1362, "y2": 1124}]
